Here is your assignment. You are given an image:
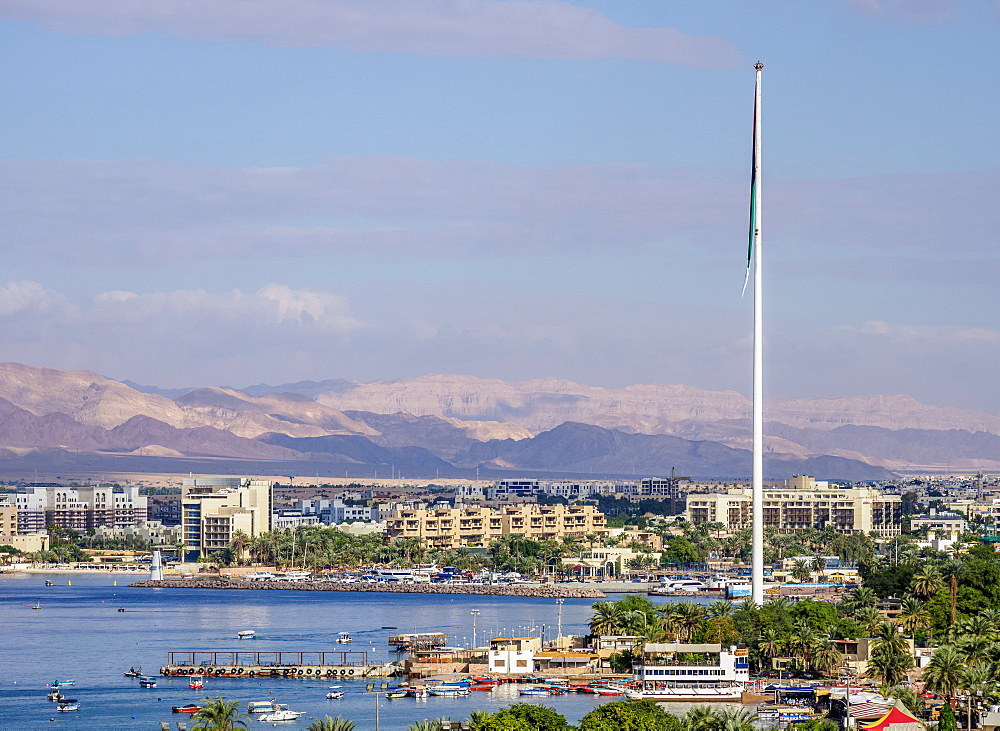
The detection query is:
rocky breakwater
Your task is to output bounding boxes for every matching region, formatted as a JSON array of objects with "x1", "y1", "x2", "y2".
[{"x1": 129, "y1": 578, "x2": 606, "y2": 599}]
